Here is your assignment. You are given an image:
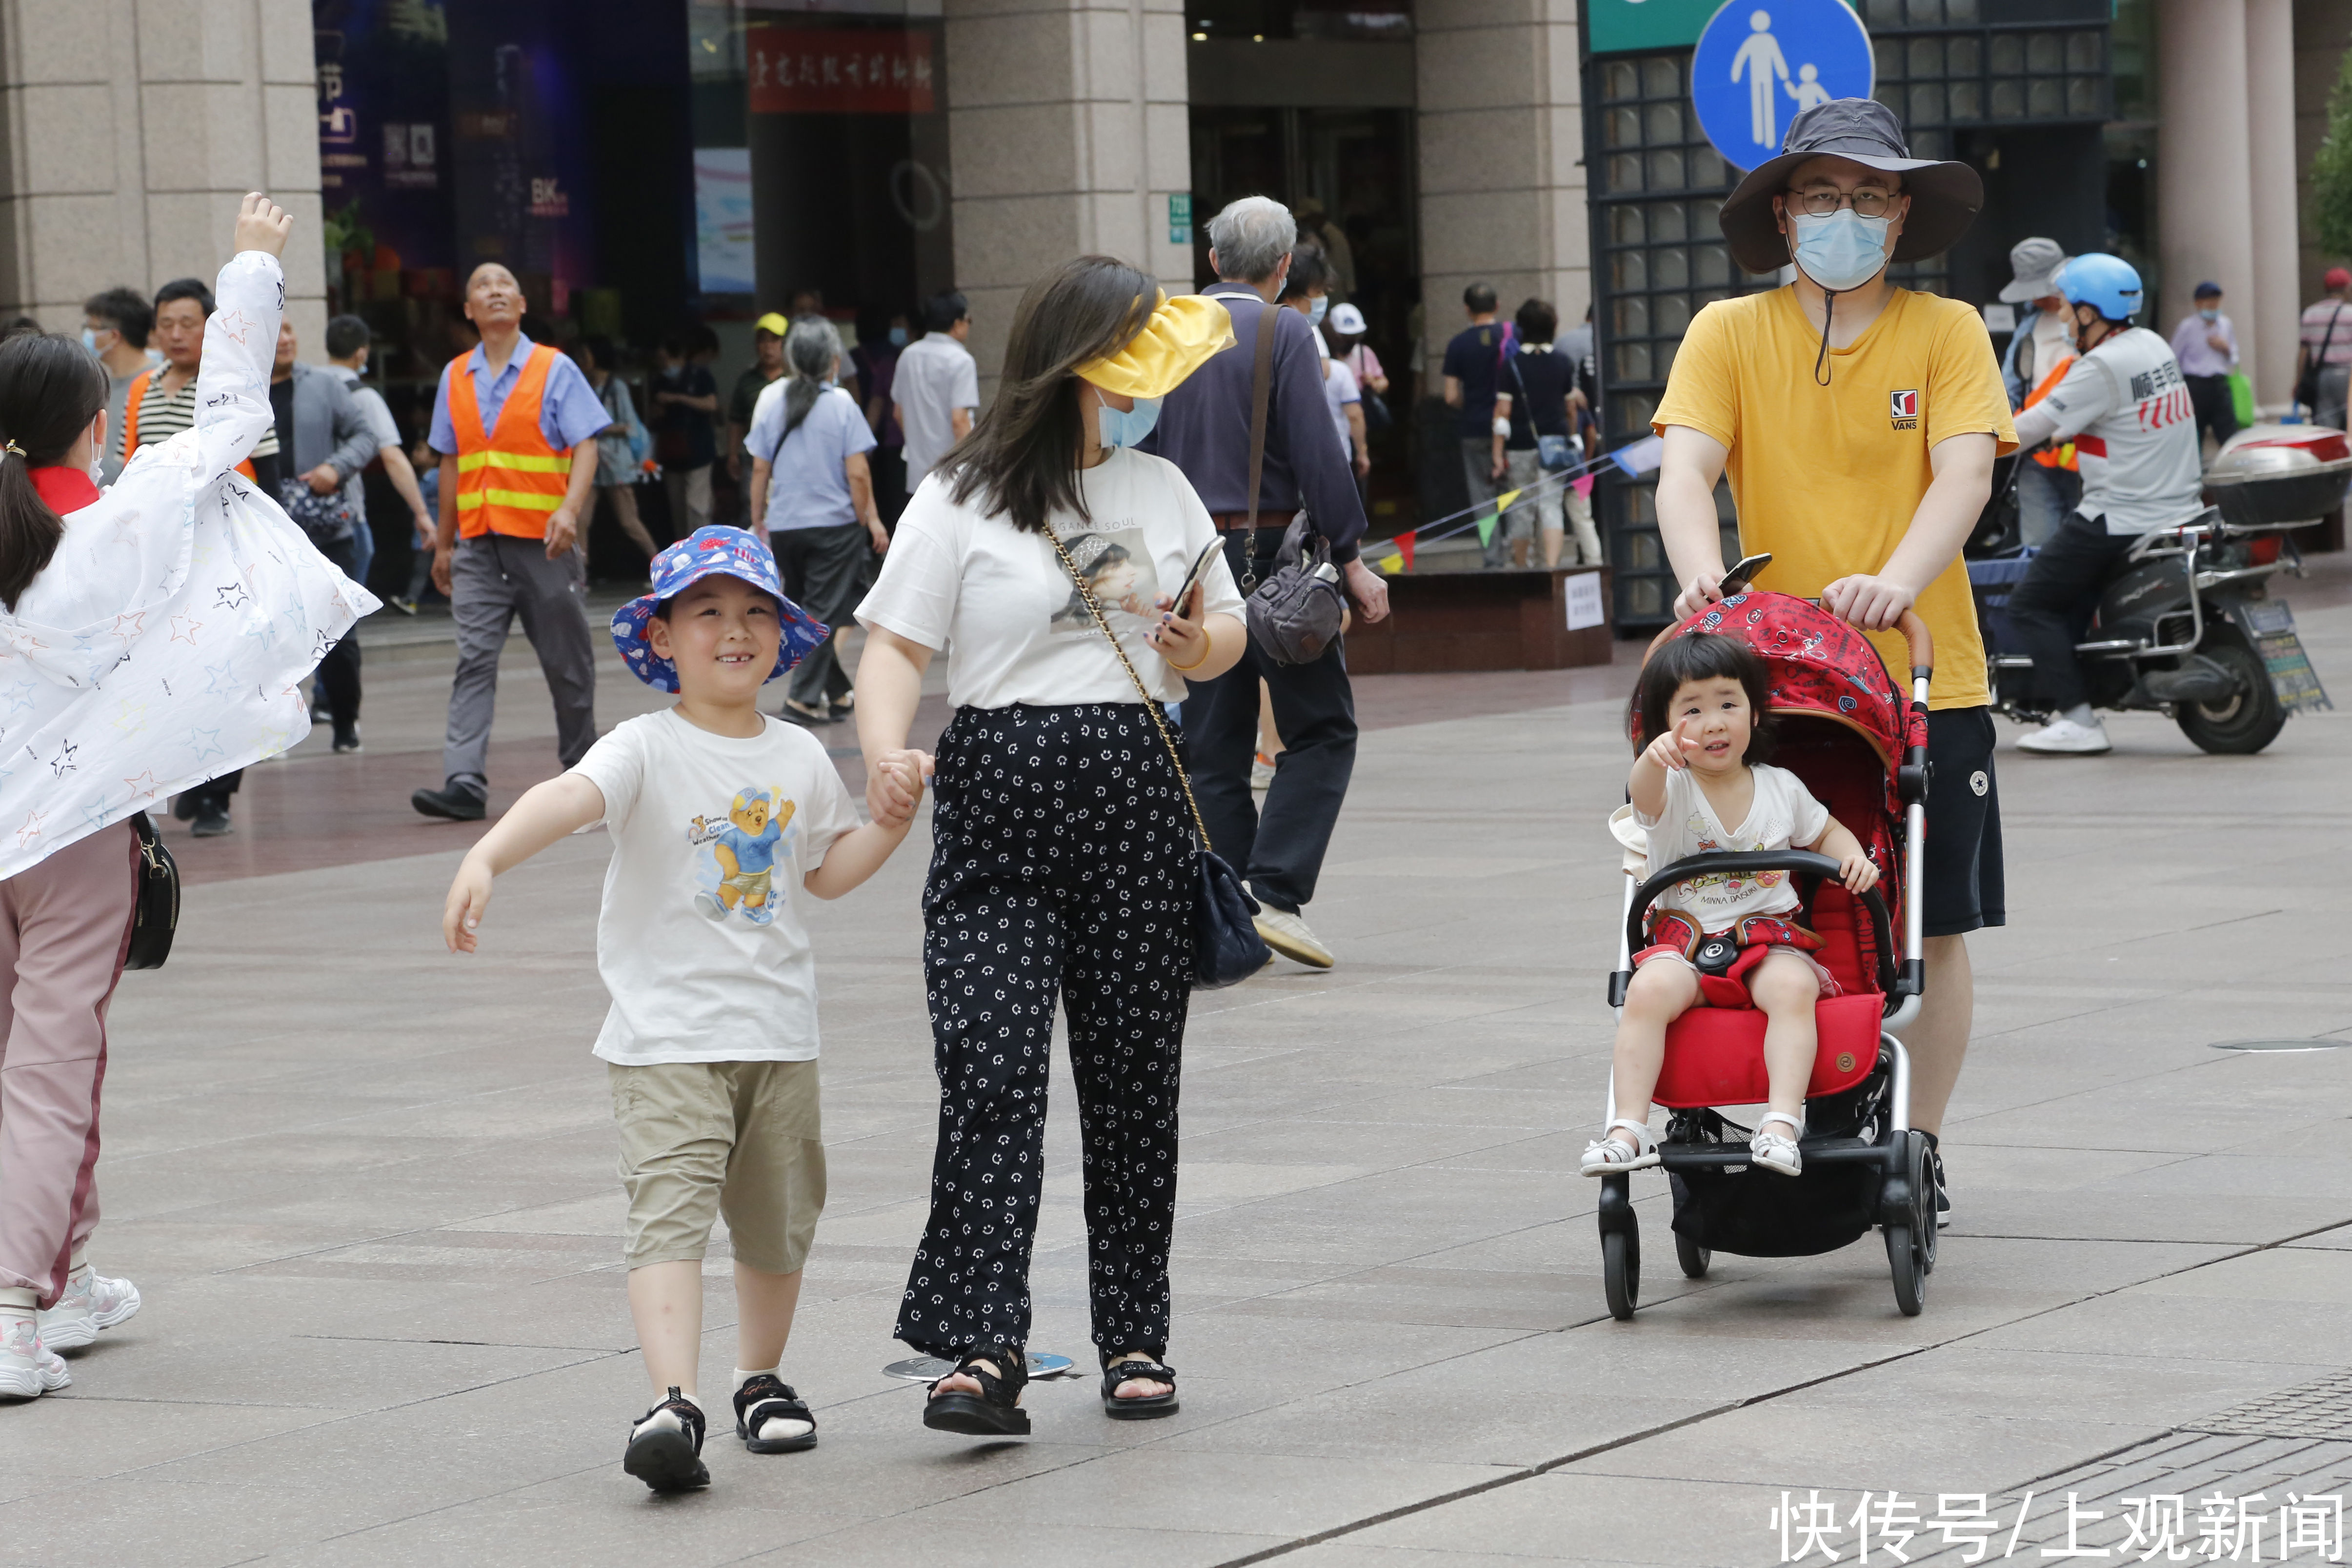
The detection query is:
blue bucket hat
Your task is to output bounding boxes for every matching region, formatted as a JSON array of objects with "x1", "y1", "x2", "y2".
[{"x1": 610, "y1": 525, "x2": 829, "y2": 694}]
